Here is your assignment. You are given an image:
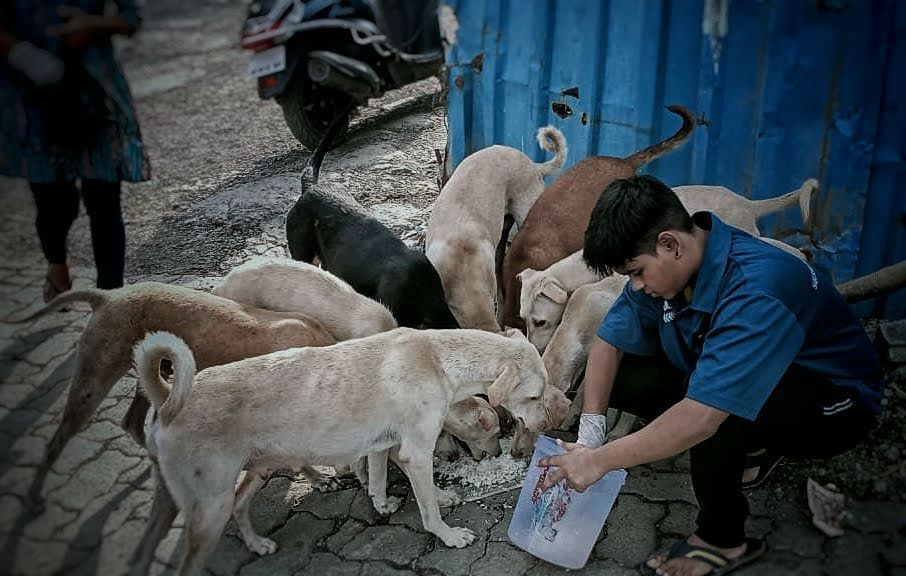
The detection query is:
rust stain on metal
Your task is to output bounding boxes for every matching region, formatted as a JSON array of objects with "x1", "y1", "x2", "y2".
[
  {"x1": 454, "y1": 75, "x2": 465, "y2": 89},
  {"x1": 470, "y1": 53, "x2": 484, "y2": 72}
]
